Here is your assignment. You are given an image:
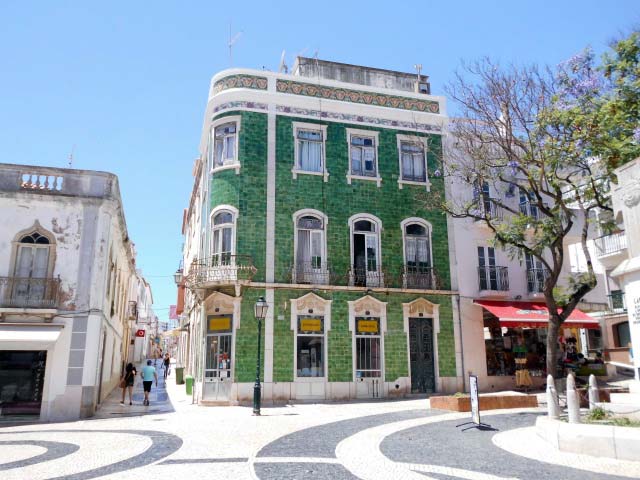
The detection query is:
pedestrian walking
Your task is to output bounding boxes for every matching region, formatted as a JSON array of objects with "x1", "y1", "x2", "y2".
[
  {"x1": 119, "y1": 363, "x2": 136, "y2": 405},
  {"x1": 163, "y1": 353, "x2": 170, "y2": 380},
  {"x1": 141, "y1": 359, "x2": 158, "y2": 406}
]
